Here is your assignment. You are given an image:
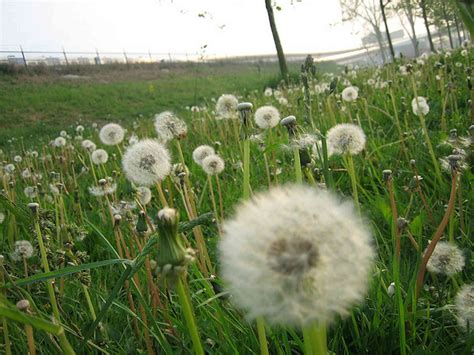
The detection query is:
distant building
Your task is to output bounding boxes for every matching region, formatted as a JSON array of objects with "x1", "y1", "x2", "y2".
[
  {"x1": 362, "y1": 30, "x2": 404, "y2": 46},
  {"x1": 46, "y1": 57, "x2": 61, "y2": 65},
  {"x1": 7, "y1": 55, "x2": 26, "y2": 65},
  {"x1": 77, "y1": 57, "x2": 91, "y2": 65}
]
